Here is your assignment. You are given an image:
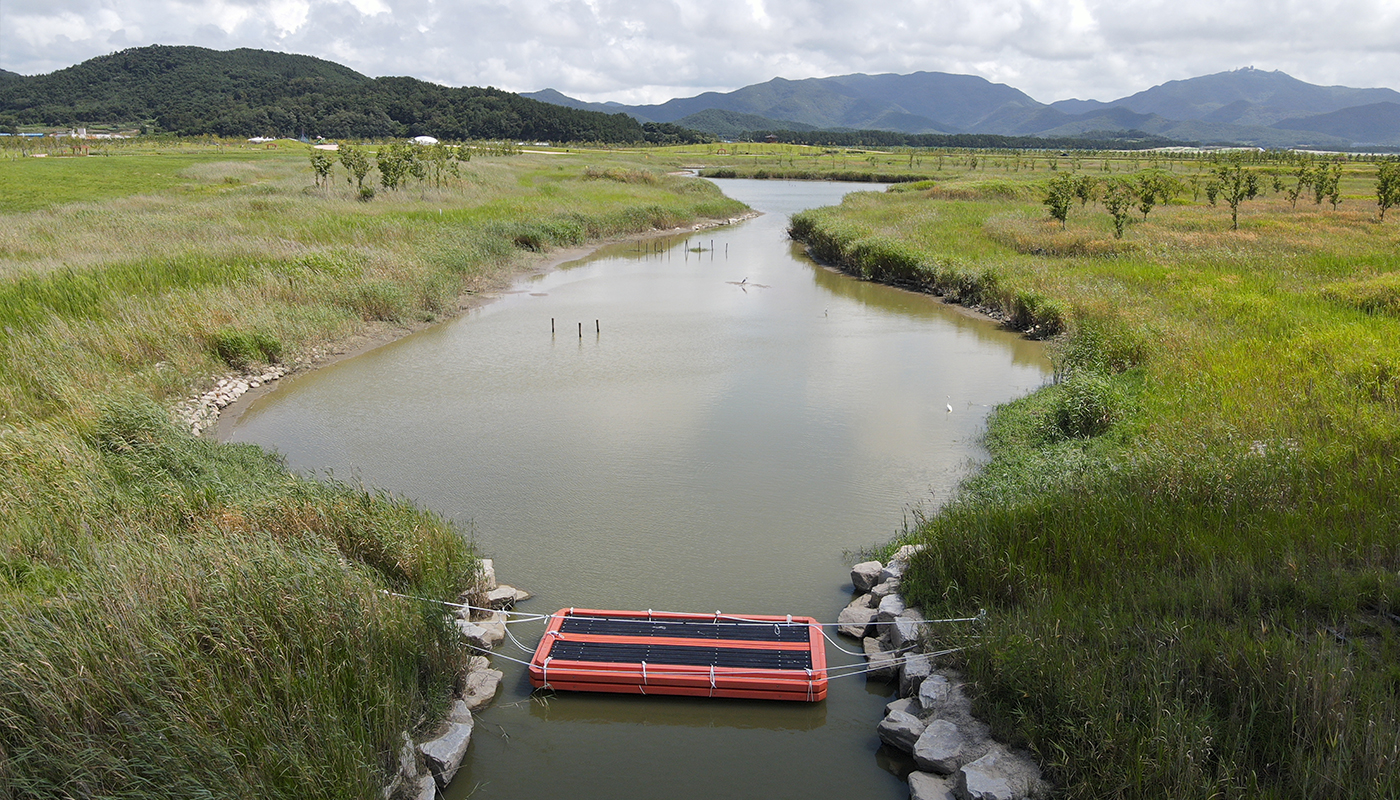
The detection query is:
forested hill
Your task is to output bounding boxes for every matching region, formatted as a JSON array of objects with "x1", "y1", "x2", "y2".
[{"x1": 0, "y1": 45, "x2": 648, "y2": 142}]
